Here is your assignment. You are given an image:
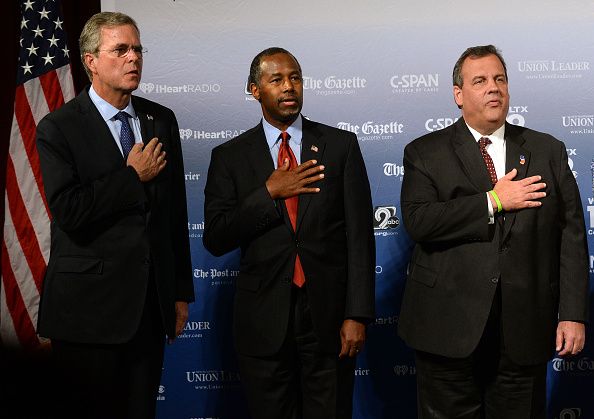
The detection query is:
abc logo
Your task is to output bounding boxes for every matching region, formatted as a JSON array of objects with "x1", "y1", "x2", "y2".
[{"x1": 373, "y1": 206, "x2": 400, "y2": 230}]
